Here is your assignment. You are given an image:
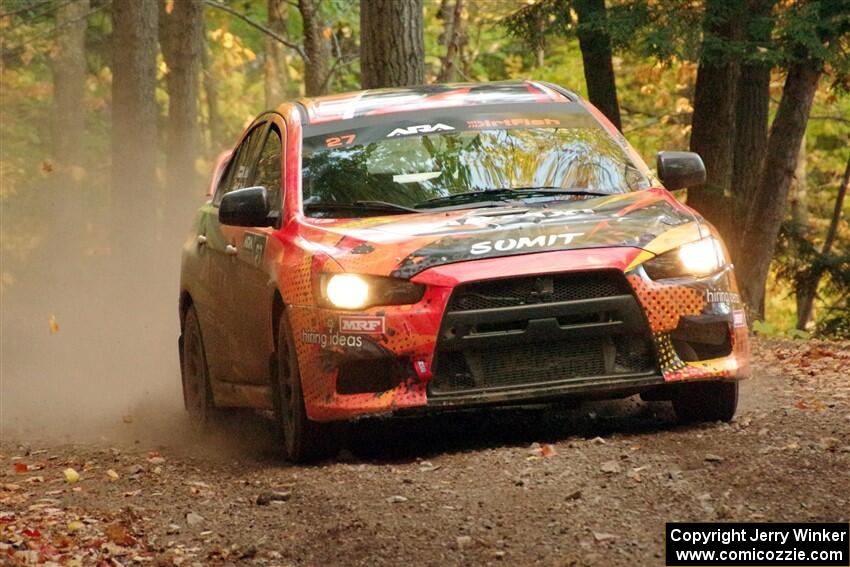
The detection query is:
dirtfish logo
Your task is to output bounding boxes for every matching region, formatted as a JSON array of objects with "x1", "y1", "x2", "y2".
[
  {"x1": 470, "y1": 232, "x2": 585, "y2": 255},
  {"x1": 387, "y1": 123, "x2": 455, "y2": 137}
]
